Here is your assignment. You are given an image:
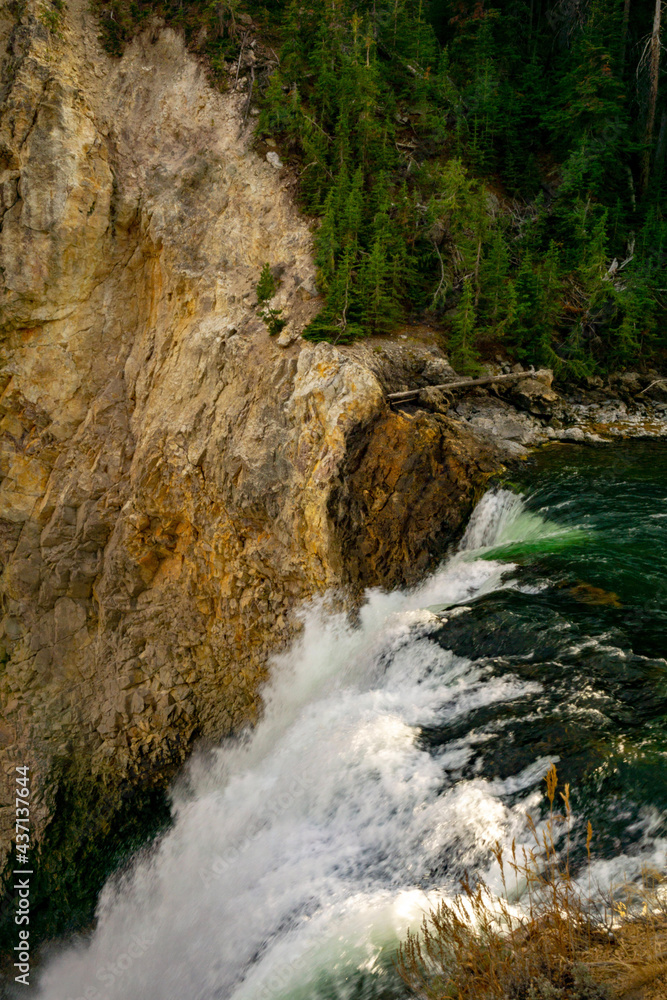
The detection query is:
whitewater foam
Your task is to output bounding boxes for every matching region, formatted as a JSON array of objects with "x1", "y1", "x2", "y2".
[{"x1": 32, "y1": 489, "x2": 662, "y2": 1000}]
